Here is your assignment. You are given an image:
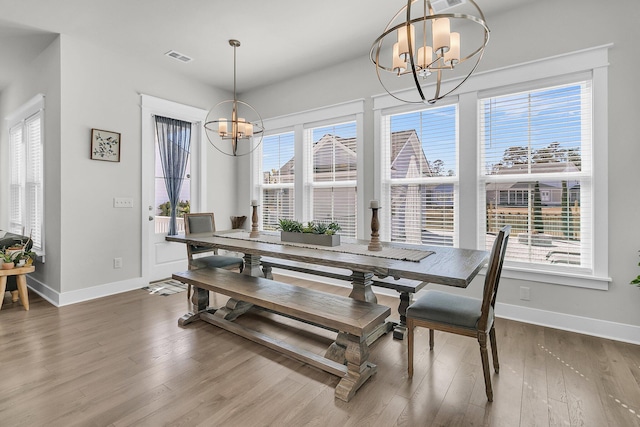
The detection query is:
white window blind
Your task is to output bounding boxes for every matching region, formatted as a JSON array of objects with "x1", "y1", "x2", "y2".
[
  {"x1": 381, "y1": 105, "x2": 458, "y2": 246},
  {"x1": 480, "y1": 80, "x2": 592, "y2": 270},
  {"x1": 8, "y1": 110, "x2": 44, "y2": 253},
  {"x1": 9, "y1": 125, "x2": 24, "y2": 234},
  {"x1": 260, "y1": 132, "x2": 295, "y2": 231},
  {"x1": 308, "y1": 122, "x2": 357, "y2": 237}
]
